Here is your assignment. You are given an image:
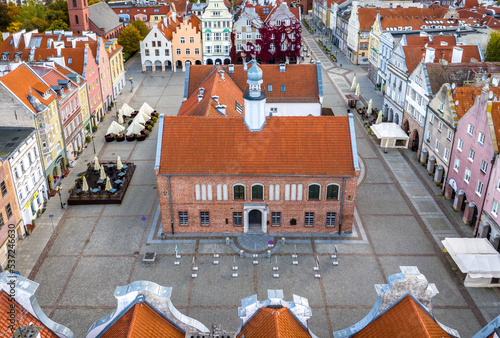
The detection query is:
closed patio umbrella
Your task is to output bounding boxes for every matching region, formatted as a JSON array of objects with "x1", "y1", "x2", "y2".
[
  {"x1": 105, "y1": 176, "x2": 112, "y2": 192},
  {"x1": 99, "y1": 166, "x2": 106, "y2": 180},
  {"x1": 93, "y1": 156, "x2": 100, "y2": 171},
  {"x1": 106, "y1": 121, "x2": 125, "y2": 136},
  {"x1": 118, "y1": 110, "x2": 124, "y2": 124},
  {"x1": 133, "y1": 112, "x2": 148, "y2": 125},
  {"x1": 351, "y1": 75, "x2": 356, "y2": 91},
  {"x1": 138, "y1": 110, "x2": 150, "y2": 121},
  {"x1": 139, "y1": 102, "x2": 155, "y2": 115},
  {"x1": 117, "y1": 156, "x2": 123, "y2": 170},
  {"x1": 376, "y1": 111, "x2": 383, "y2": 124},
  {"x1": 367, "y1": 99, "x2": 373, "y2": 116},
  {"x1": 355, "y1": 84, "x2": 360, "y2": 97},
  {"x1": 82, "y1": 176, "x2": 89, "y2": 192},
  {"x1": 127, "y1": 121, "x2": 145, "y2": 136}
]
